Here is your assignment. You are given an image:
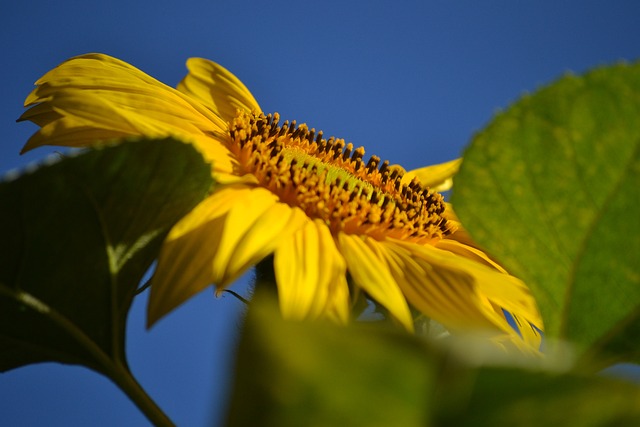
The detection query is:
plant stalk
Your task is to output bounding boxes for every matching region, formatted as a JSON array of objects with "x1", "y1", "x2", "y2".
[{"x1": 108, "y1": 362, "x2": 176, "y2": 427}]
